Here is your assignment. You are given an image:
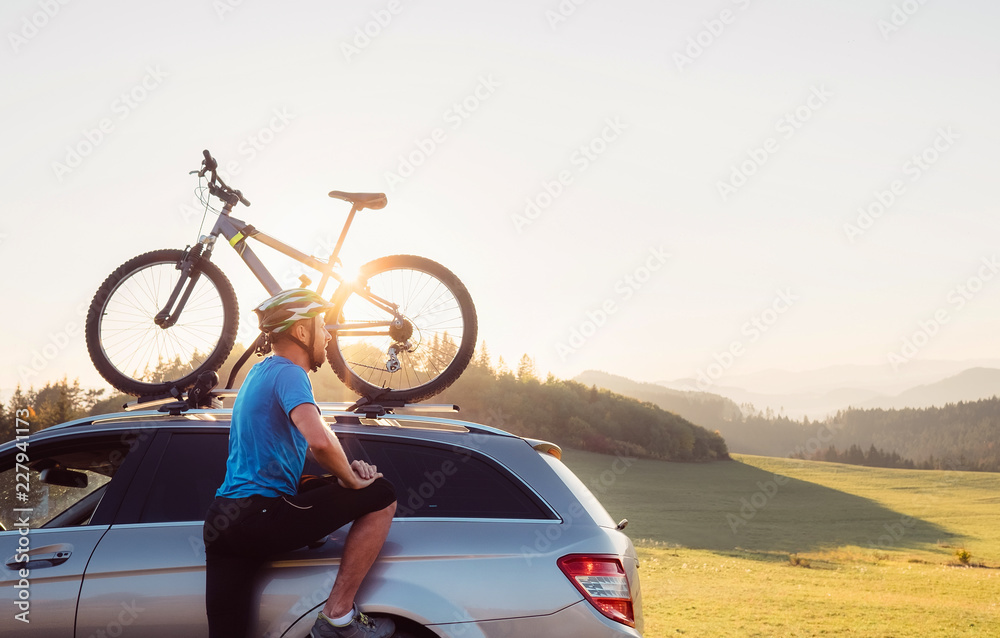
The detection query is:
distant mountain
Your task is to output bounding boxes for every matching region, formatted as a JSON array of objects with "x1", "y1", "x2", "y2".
[
  {"x1": 573, "y1": 370, "x2": 741, "y2": 430},
  {"x1": 659, "y1": 359, "x2": 1000, "y2": 396},
  {"x1": 660, "y1": 362, "x2": 1000, "y2": 419},
  {"x1": 859, "y1": 367, "x2": 1000, "y2": 410}
]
